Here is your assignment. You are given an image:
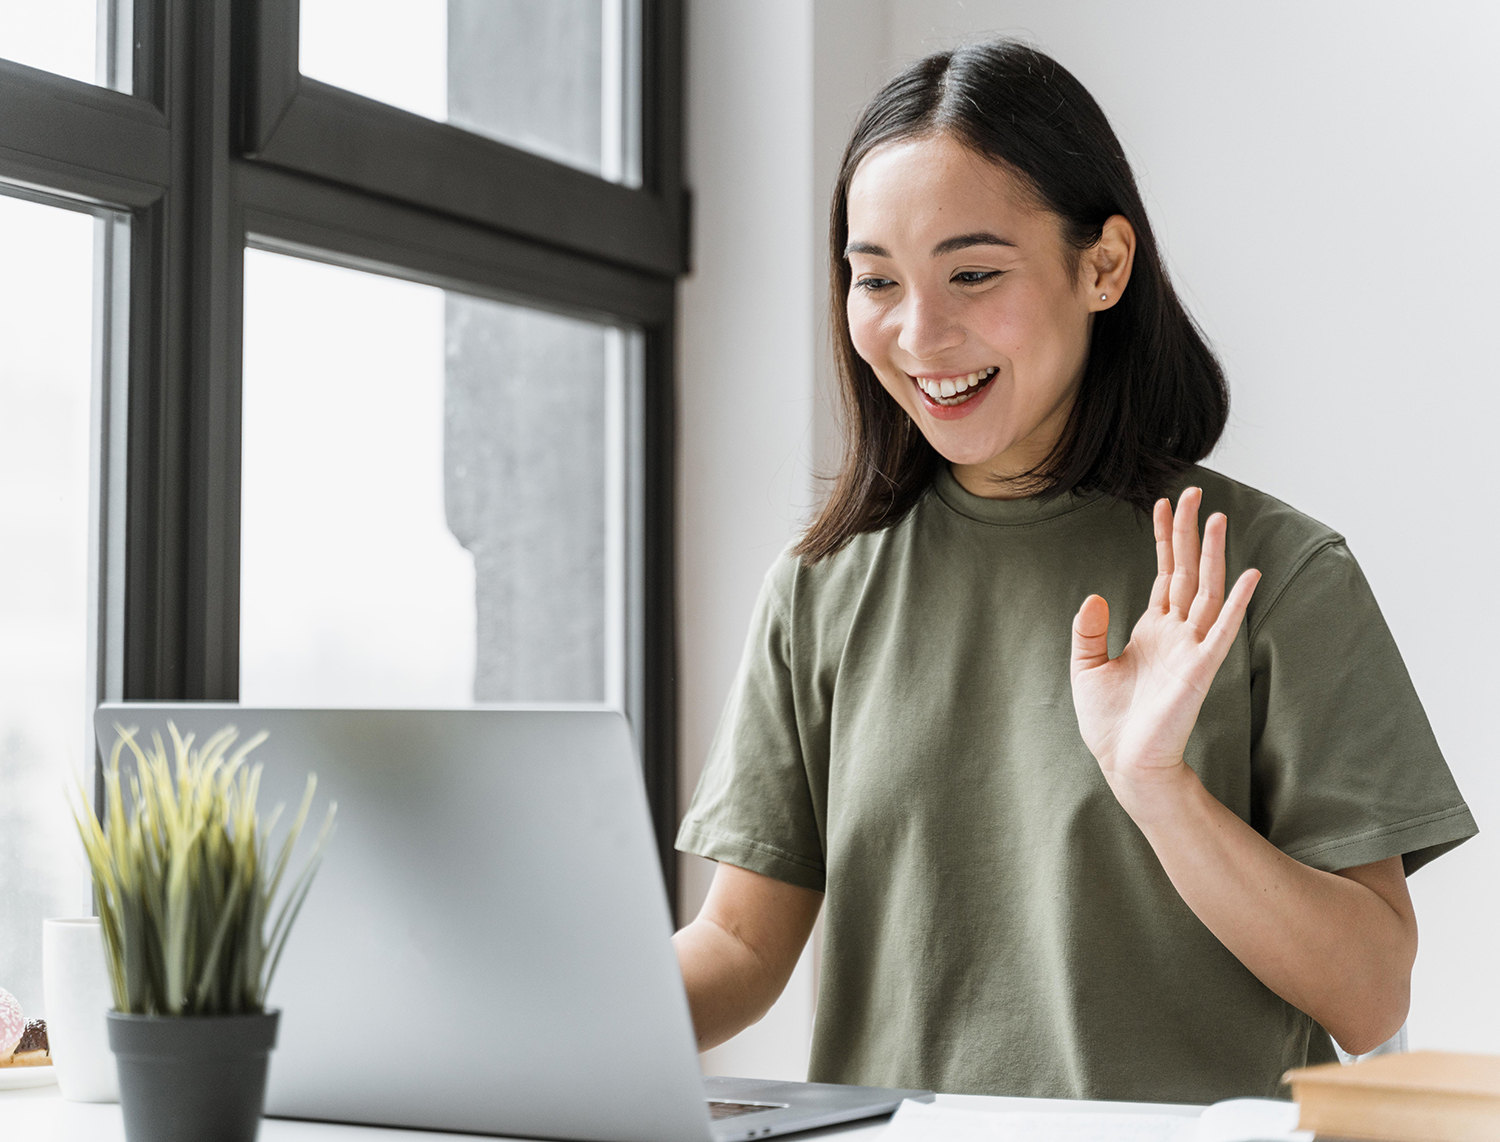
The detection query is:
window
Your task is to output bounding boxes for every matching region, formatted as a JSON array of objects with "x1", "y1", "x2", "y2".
[
  {"x1": 0, "y1": 1, "x2": 126, "y2": 90},
  {"x1": 0, "y1": 0, "x2": 685, "y2": 990},
  {"x1": 299, "y1": 0, "x2": 643, "y2": 184},
  {"x1": 243, "y1": 0, "x2": 683, "y2": 275},
  {"x1": 0, "y1": 196, "x2": 110, "y2": 1015},
  {"x1": 239, "y1": 251, "x2": 645, "y2": 719}
]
